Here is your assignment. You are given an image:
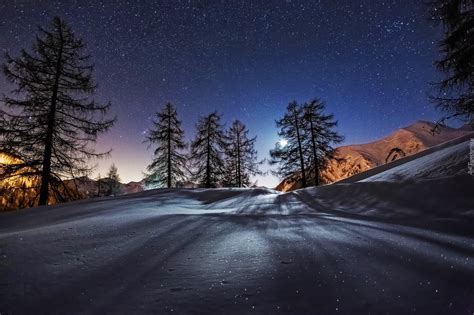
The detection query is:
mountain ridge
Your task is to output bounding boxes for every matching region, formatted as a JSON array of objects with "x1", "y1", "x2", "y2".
[{"x1": 276, "y1": 120, "x2": 474, "y2": 191}]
